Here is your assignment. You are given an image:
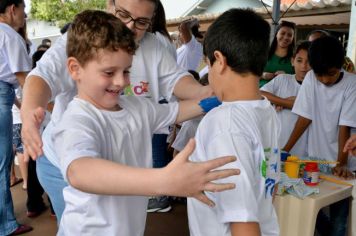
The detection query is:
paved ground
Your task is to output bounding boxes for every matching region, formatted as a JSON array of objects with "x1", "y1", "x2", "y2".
[{"x1": 10, "y1": 169, "x2": 190, "y2": 236}]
